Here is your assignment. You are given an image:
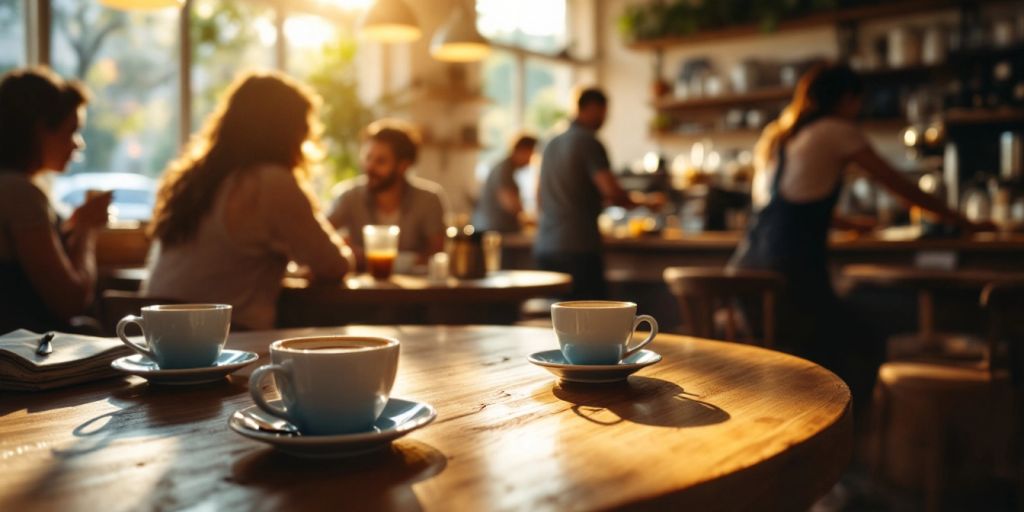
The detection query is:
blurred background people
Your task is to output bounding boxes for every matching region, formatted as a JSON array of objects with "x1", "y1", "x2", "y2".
[
  {"x1": 327, "y1": 120, "x2": 448, "y2": 266},
  {"x1": 471, "y1": 133, "x2": 537, "y2": 233},
  {"x1": 143, "y1": 72, "x2": 351, "y2": 330},
  {"x1": 730, "y1": 63, "x2": 989, "y2": 405},
  {"x1": 0, "y1": 68, "x2": 111, "y2": 333},
  {"x1": 535, "y1": 87, "x2": 638, "y2": 300}
]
